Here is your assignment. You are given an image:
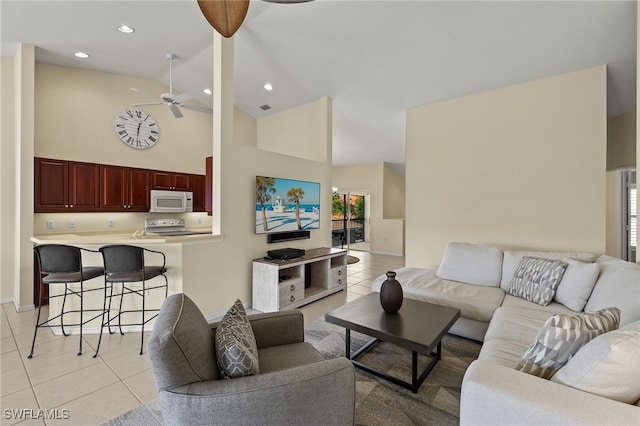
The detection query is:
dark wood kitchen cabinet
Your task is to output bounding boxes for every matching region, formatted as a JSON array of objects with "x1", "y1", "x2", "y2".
[
  {"x1": 100, "y1": 165, "x2": 150, "y2": 211},
  {"x1": 191, "y1": 174, "x2": 205, "y2": 212},
  {"x1": 150, "y1": 171, "x2": 191, "y2": 191},
  {"x1": 205, "y1": 156, "x2": 212, "y2": 216},
  {"x1": 35, "y1": 158, "x2": 100, "y2": 212}
]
